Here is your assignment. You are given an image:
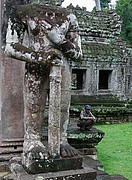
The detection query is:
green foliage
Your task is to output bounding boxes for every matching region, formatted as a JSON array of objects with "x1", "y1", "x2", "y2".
[
  {"x1": 95, "y1": 123, "x2": 132, "y2": 180},
  {"x1": 93, "y1": 107, "x2": 127, "y2": 116},
  {"x1": 116, "y1": 0, "x2": 132, "y2": 45}
]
